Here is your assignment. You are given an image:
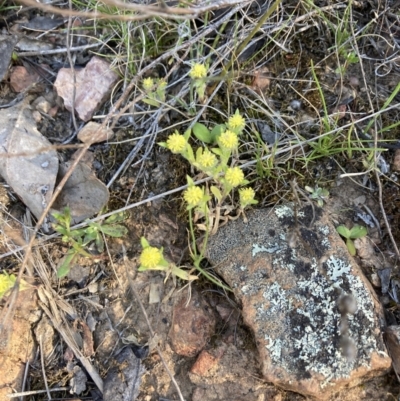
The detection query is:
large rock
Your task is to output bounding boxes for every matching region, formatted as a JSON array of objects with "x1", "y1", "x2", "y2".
[{"x1": 206, "y1": 204, "x2": 391, "y2": 400}]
